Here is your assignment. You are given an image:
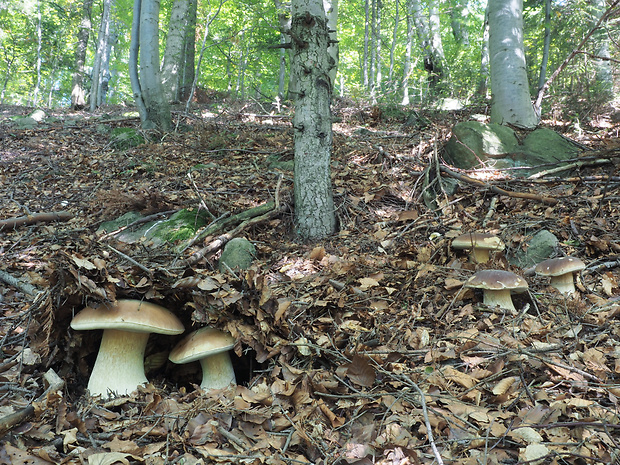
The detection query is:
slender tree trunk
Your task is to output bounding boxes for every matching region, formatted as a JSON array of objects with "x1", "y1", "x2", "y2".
[
  {"x1": 374, "y1": 0, "x2": 382, "y2": 90},
  {"x1": 179, "y1": 0, "x2": 197, "y2": 102},
  {"x1": 427, "y1": 0, "x2": 446, "y2": 87},
  {"x1": 488, "y1": 0, "x2": 538, "y2": 128},
  {"x1": 33, "y1": 0, "x2": 42, "y2": 106},
  {"x1": 71, "y1": 0, "x2": 93, "y2": 109},
  {"x1": 401, "y1": 2, "x2": 414, "y2": 105},
  {"x1": 90, "y1": 0, "x2": 113, "y2": 111},
  {"x1": 274, "y1": 0, "x2": 292, "y2": 99},
  {"x1": 369, "y1": 0, "x2": 377, "y2": 91},
  {"x1": 477, "y1": 5, "x2": 490, "y2": 96},
  {"x1": 409, "y1": 0, "x2": 445, "y2": 91},
  {"x1": 451, "y1": 0, "x2": 469, "y2": 45},
  {"x1": 591, "y1": 0, "x2": 613, "y2": 99},
  {"x1": 388, "y1": 0, "x2": 399, "y2": 87},
  {"x1": 138, "y1": 0, "x2": 171, "y2": 130},
  {"x1": 323, "y1": 0, "x2": 338, "y2": 89},
  {"x1": 291, "y1": 0, "x2": 336, "y2": 240},
  {"x1": 129, "y1": 0, "x2": 148, "y2": 119},
  {"x1": 363, "y1": 0, "x2": 370, "y2": 88}
]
